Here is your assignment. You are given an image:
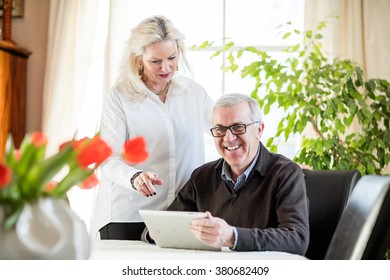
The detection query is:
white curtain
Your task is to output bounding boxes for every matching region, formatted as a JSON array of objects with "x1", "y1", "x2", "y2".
[
  {"x1": 304, "y1": 0, "x2": 390, "y2": 174},
  {"x1": 42, "y1": 0, "x2": 110, "y2": 154},
  {"x1": 42, "y1": 0, "x2": 112, "y2": 230},
  {"x1": 304, "y1": 0, "x2": 390, "y2": 80},
  {"x1": 41, "y1": 0, "x2": 143, "y2": 231}
]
